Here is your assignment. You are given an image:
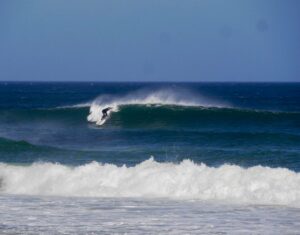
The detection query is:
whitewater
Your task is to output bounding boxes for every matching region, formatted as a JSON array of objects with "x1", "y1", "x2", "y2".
[{"x1": 1, "y1": 158, "x2": 299, "y2": 206}]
